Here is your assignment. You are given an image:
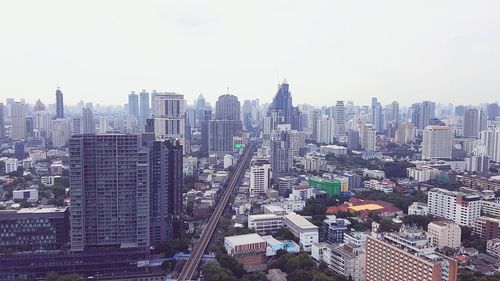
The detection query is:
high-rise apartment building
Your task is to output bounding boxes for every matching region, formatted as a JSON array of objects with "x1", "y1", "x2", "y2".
[
  {"x1": 33, "y1": 110, "x2": 51, "y2": 138},
  {"x1": 0, "y1": 103, "x2": 5, "y2": 139},
  {"x1": 316, "y1": 116, "x2": 334, "y2": 144},
  {"x1": 360, "y1": 124, "x2": 376, "y2": 151},
  {"x1": 56, "y1": 87, "x2": 64, "y2": 119},
  {"x1": 366, "y1": 225, "x2": 458, "y2": 281},
  {"x1": 11, "y1": 102, "x2": 26, "y2": 141},
  {"x1": 69, "y1": 134, "x2": 150, "y2": 251},
  {"x1": 82, "y1": 107, "x2": 95, "y2": 134},
  {"x1": 311, "y1": 109, "x2": 322, "y2": 142},
  {"x1": 153, "y1": 92, "x2": 186, "y2": 148},
  {"x1": 395, "y1": 122, "x2": 416, "y2": 145},
  {"x1": 148, "y1": 140, "x2": 183, "y2": 244},
  {"x1": 249, "y1": 160, "x2": 271, "y2": 196},
  {"x1": 427, "y1": 188, "x2": 482, "y2": 226},
  {"x1": 427, "y1": 220, "x2": 461, "y2": 249},
  {"x1": 51, "y1": 119, "x2": 70, "y2": 148},
  {"x1": 332, "y1": 101, "x2": 346, "y2": 138},
  {"x1": 128, "y1": 91, "x2": 140, "y2": 122},
  {"x1": 422, "y1": 126, "x2": 452, "y2": 160},
  {"x1": 270, "y1": 131, "x2": 292, "y2": 175},
  {"x1": 139, "y1": 90, "x2": 150, "y2": 128},
  {"x1": 480, "y1": 129, "x2": 500, "y2": 162},
  {"x1": 463, "y1": 108, "x2": 481, "y2": 138}
]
